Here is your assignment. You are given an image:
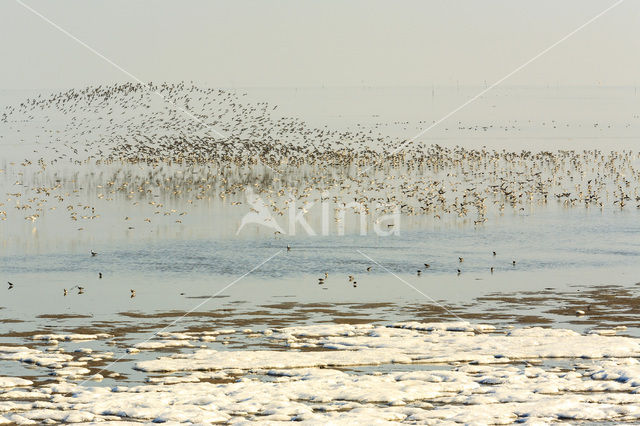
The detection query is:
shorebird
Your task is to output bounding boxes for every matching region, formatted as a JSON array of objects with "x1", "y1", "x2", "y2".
[
  {"x1": 130, "y1": 289, "x2": 136, "y2": 298},
  {"x1": 7, "y1": 281, "x2": 14, "y2": 290},
  {"x1": 69, "y1": 284, "x2": 84, "y2": 294},
  {"x1": 63, "y1": 289, "x2": 68, "y2": 296}
]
